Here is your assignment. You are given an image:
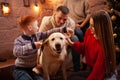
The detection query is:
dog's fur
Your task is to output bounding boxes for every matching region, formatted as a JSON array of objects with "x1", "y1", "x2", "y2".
[{"x1": 34, "y1": 32, "x2": 68, "y2": 80}]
